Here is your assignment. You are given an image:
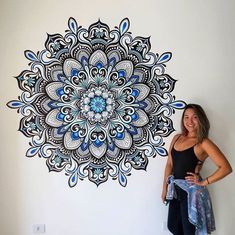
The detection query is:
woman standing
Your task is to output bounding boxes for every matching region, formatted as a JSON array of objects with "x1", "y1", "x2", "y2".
[{"x1": 161, "y1": 104, "x2": 232, "y2": 235}]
